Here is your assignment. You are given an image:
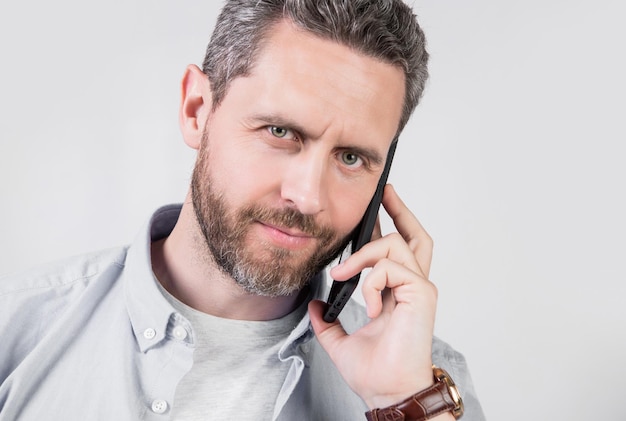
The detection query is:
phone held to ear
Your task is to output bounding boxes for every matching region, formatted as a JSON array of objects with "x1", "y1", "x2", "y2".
[{"x1": 323, "y1": 138, "x2": 398, "y2": 323}]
